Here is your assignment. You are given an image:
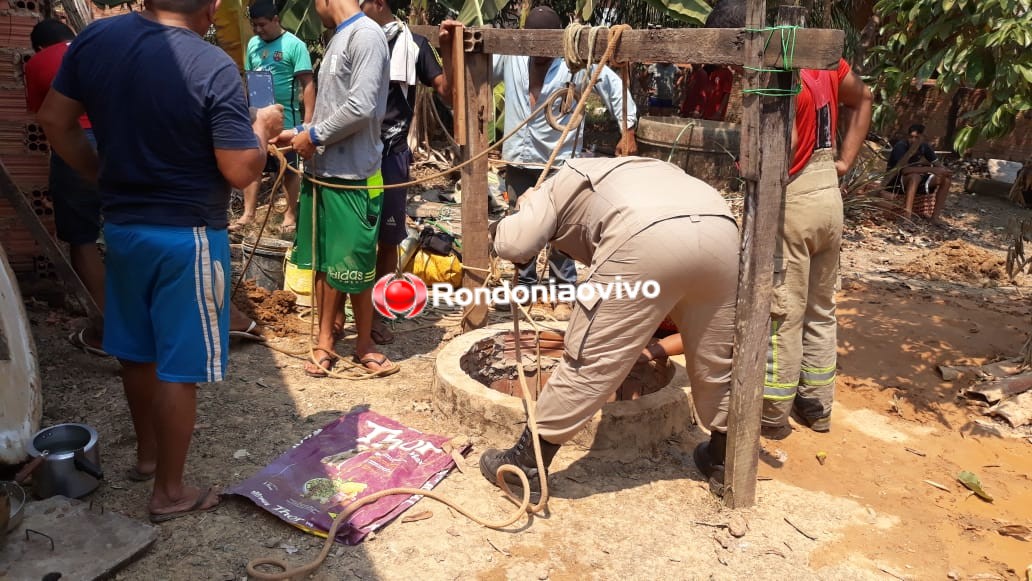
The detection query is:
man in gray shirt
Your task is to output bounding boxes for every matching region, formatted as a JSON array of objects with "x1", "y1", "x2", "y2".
[{"x1": 280, "y1": 0, "x2": 393, "y2": 377}]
